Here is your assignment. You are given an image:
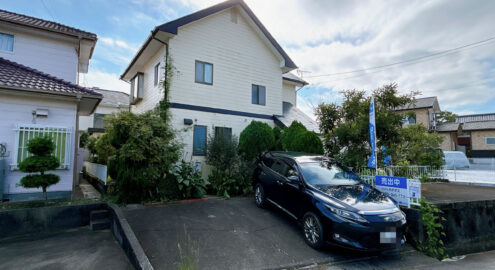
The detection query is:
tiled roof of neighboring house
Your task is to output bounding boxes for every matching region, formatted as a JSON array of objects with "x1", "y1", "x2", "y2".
[
  {"x1": 283, "y1": 73, "x2": 308, "y2": 85},
  {"x1": 436, "y1": 122, "x2": 460, "y2": 132},
  {"x1": 395, "y1": 96, "x2": 437, "y2": 111},
  {"x1": 0, "y1": 9, "x2": 97, "y2": 40},
  {"x1": 0, "y1": 57, "x2": 101, "y2": 98},
  {"x1": 462, "y1": 121, "x2": 495, "y2": 131},
  {"x1": 90, "y1": 88, "x2": 129, "y2": 107},
  {"x1": 274, "y1": 102, "x2": 320, "y2": 134},
  {"x1": 122, "y1": 0, "x2": 296, "y2": 79},
  {"x1": 457, "y1": 113, "x2": 495, "y2": 123}
]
